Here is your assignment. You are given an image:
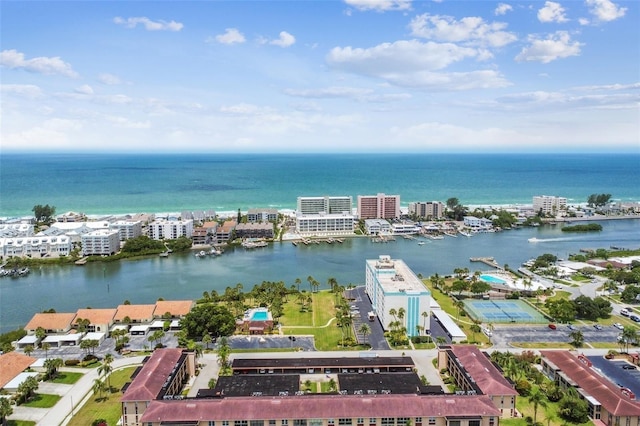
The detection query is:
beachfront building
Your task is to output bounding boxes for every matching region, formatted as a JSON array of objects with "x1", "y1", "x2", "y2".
[
  {"x1": 533, "y1": 195, "x2": 567, "y2": 216},
  {"x1": 391, "y1": 222, "x2": 421, "y2": 235},
  {"x1": 235, "y1": 222, "x2": 274, "y2": 239},
  {"x1": 358, "y1": 193, "x2": 401, "y2": 220},
  {"x1": 365, "y1": 219, "x2": 392, "y2": 235},
  {"x1": 216, "y1": 219, "x2": 236, "y2": 243},
  {"x1": 247, "y1": 208, "x2": 278, "y2": 222},
  {"x1": 0, "y1": 223, "x2": 34, "y2": 238},
  {"x1": 0, "y1": 235, "x2": 72, "y2": 259},
  {"x1": 297, "y1": 196, "x2": 353, "y2": 215},
  {"x1": 295, "y1": 212, "x2": 355, "y2": 236},
  {"x1": 148, "y1": 219, "x2": 194, "y2": 240},
  {"x1": 540, "y1": 350, "x2": 640, "y2": 422},
  {"x1": 111, "y1": 220, "x2": 143, "y2": 241},
  {"x1": 438, "y1": 345, "x2": 518, "y2": 418},
  {"x1": 365, "y1": 255, "x2": 430, "y2": 337},
  {"x1": 81, "y1": 229, "x2": 121, "y2": 256},
  {"x1": 409, "y1": 201, "x2": 445, "y2": 220},
  {"x1": 56, "y1": 211, "x2": 87, "y2": 222},
  {"x1": 463, "y1": 216, "x2": 494, "y2": 230}
]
